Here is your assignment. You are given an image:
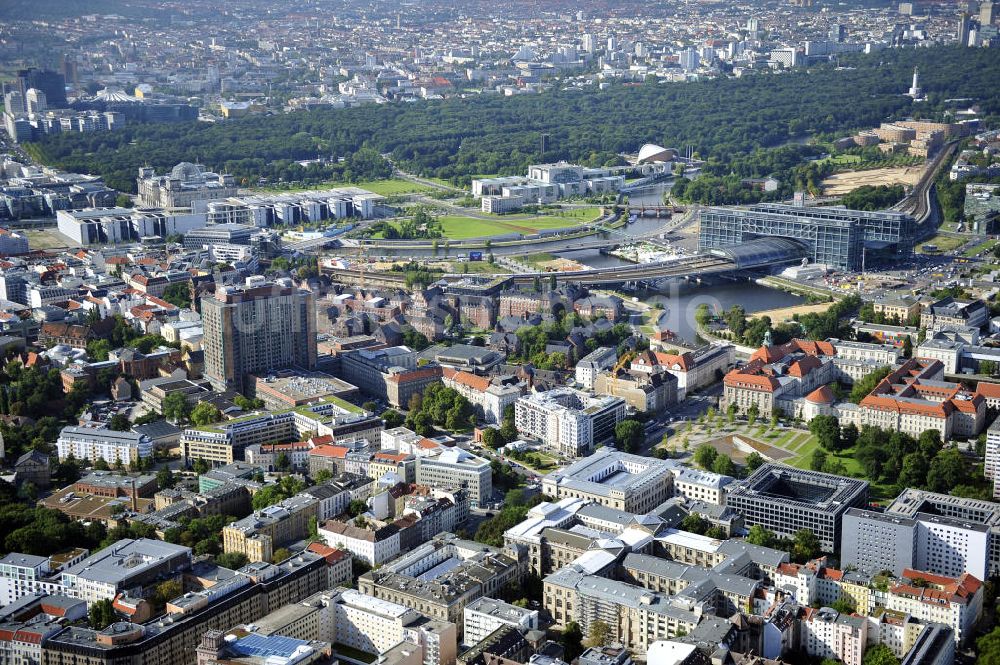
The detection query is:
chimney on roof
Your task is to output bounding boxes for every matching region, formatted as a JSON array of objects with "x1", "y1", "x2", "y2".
[{"x1": 131, "y1": 478, "x2": 138, "y2": 512}]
